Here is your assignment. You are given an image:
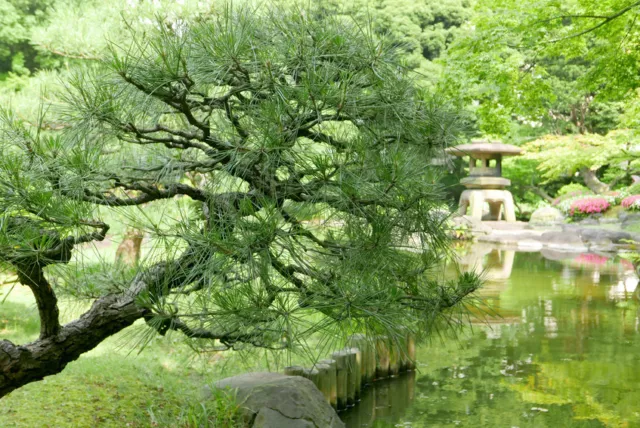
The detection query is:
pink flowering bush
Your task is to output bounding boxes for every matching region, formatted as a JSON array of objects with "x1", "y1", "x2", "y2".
[
  {"x1": 568, "y1": 197, "x2": 610, "y2": 219},
  {"x1": 621, "y1": 195, "x2": 640, "y2": 210}
]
